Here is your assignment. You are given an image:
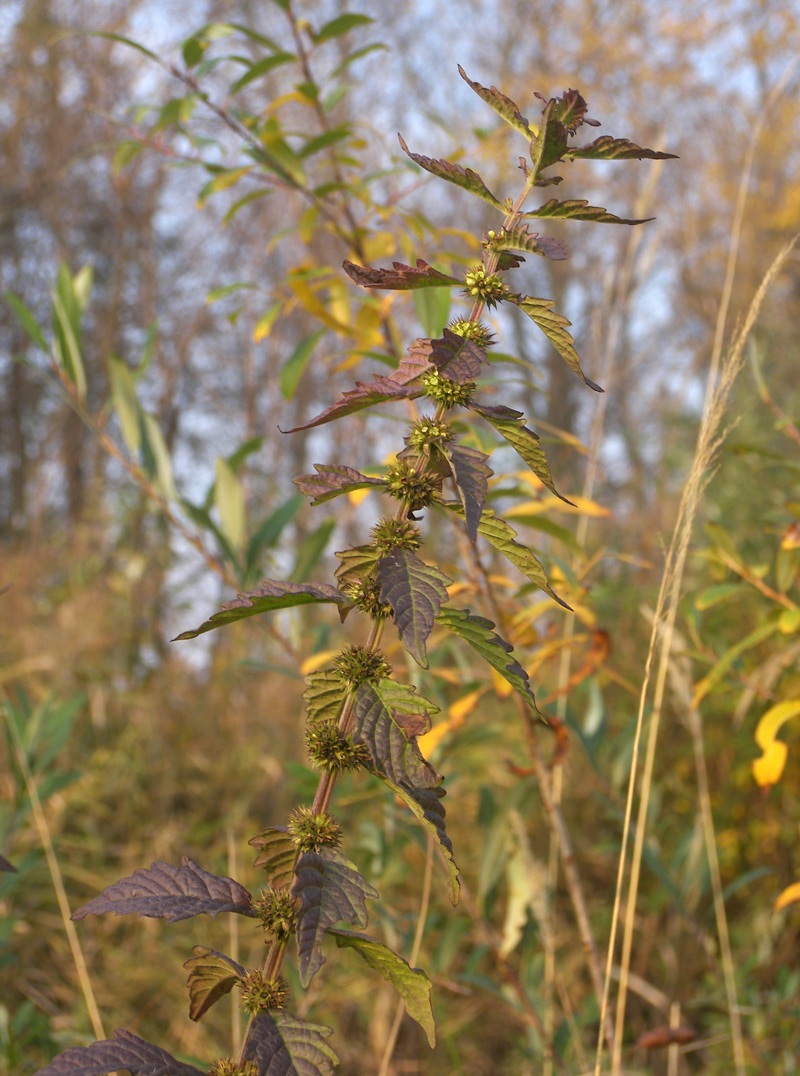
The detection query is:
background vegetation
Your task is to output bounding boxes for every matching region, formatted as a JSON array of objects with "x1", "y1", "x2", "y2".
[{"x1": 1, "y1": 1, "x2": 799, "y2": 1073}]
